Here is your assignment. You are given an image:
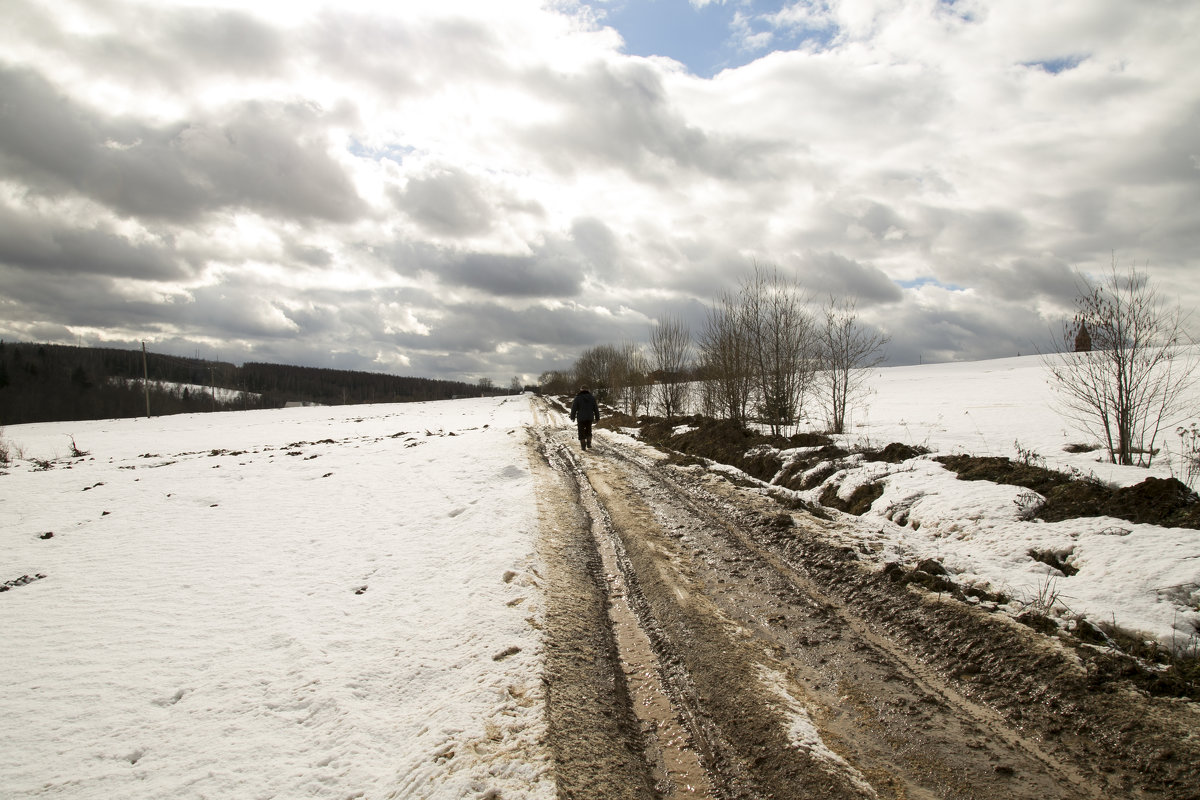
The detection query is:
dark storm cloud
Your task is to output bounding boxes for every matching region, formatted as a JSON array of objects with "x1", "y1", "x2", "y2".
[
  {"x1": 521, "y1": 59, "x2": 783, "y2": 182},
  {"x1": 385, "y1": 299, "x2": 647, "y2": 381},
  {"x1": 967, "y1": 256, "x2": 1080, "y2": 305},
  {"x1": 393, "y1": 167, "x2": 497, "y2": 237},
  {"x1": 878, "y1": 297, "x2": 1056, "y2": 367},
  {"x1": 173, "y1": 99, "x2": 366, "y2": 222},
  {"x1": 162, "y1": 7, "x2": 287, "y2": 78},
  {"x1": 15, "y1": 1, "x2": 290, "y2": 90},
  {"x1": 437, "y1": 251, "x2": 582, "y2": 298},
  {"x1": 0, "y1": 66, "x2": 365, "y2": 223},
  {"x1": 285, "y1": 240, "x2": 334, "y2": 268},
  {"x1": 177, "y1": 285, "x2": 300, "y2": 339},
  {"x1": 569, "y1": 217, "x2": 621, "y2": 277},
  {"x1": 0, "y1": 204, "x2": 187, "y2": 280},
  {"x1": 796, "y1": 252, "x2": 904, "y2": 305},
  {"x1": 0, "y1": 263, "x2": 182, "y2": 332}
]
